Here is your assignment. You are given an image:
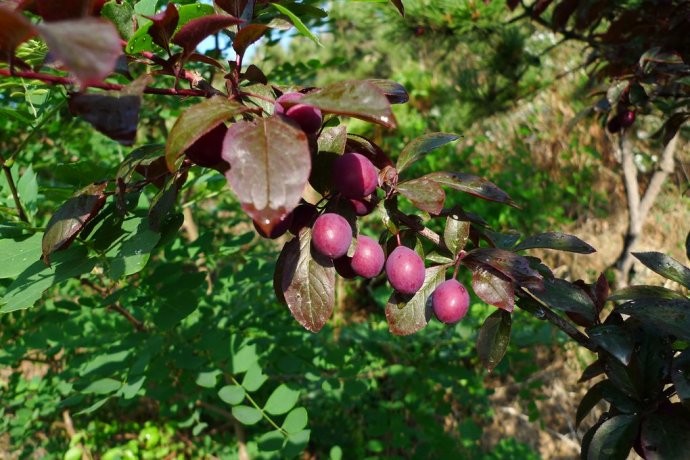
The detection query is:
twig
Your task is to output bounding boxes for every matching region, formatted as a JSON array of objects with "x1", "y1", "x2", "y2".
[
  {"x1": 0, "y1": 156, "x2": 29, "y2": 222},
  {"x1": 108, "y1": 303, "x2": 148, "y2": 333},
  {"x1": 0, "y1": 68, "x2": 211, "y2": 97}
]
